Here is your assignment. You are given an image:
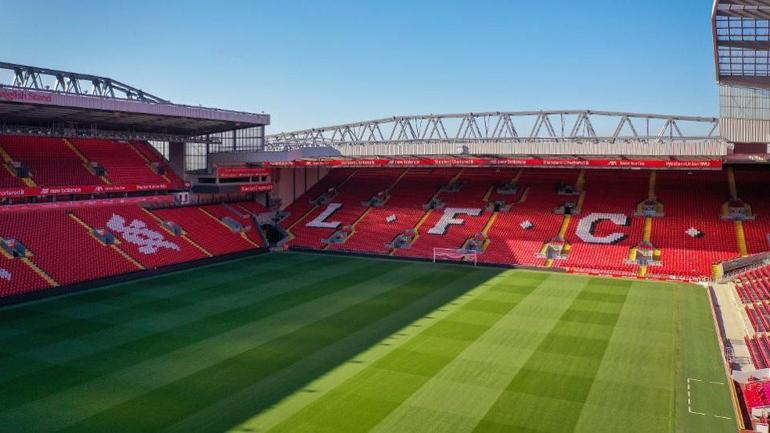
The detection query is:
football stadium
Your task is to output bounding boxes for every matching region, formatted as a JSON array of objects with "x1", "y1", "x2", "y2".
[{"x1": 1, "y1": 1, "x2": 770, "y2": 432}]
